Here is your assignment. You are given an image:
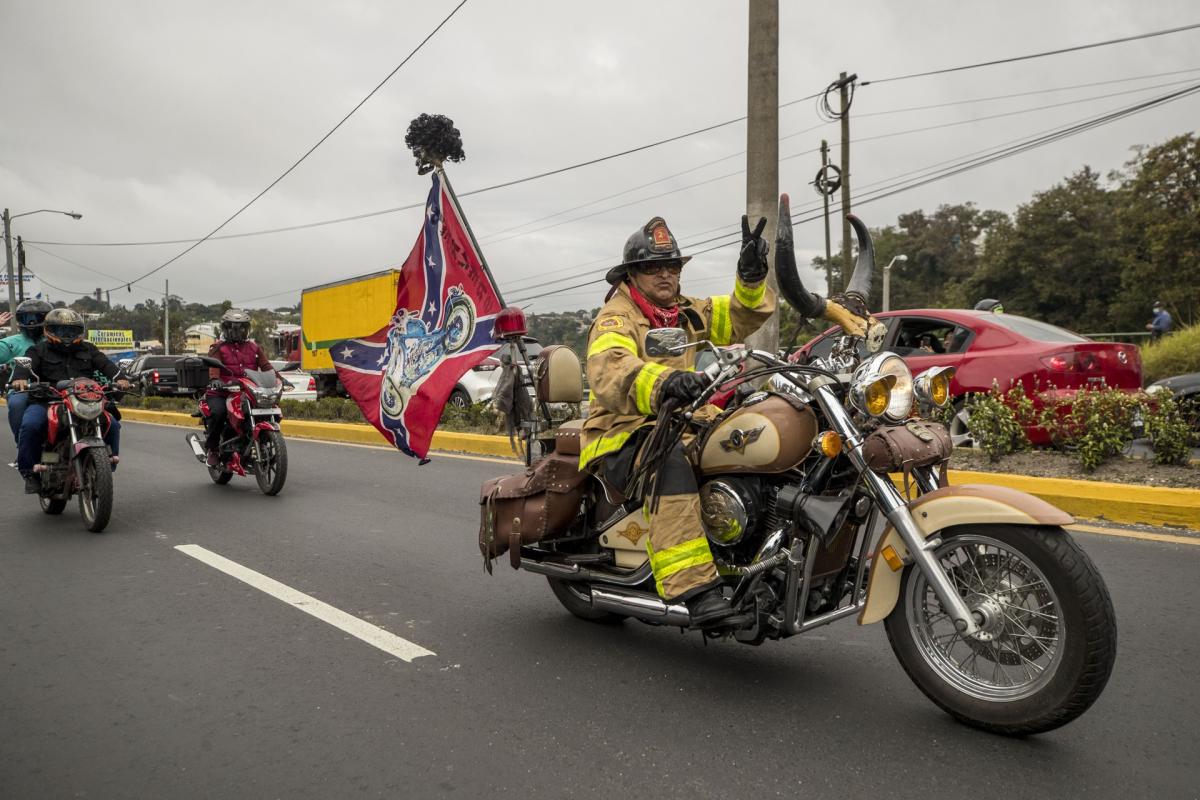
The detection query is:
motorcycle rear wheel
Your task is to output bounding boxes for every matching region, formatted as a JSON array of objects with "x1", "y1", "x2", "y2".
[
  {"x1": 547, "y1": 578, "x2": 626, "y2": 624},
  {"x1": 78, "y1": 448, "x2": 114, "y2": 533},
  {"x1": 208, "y1": 465, "x2": 233, "y2": 485},
  {"x1": 40, "y1": 494, "x2": 67, "y2": 515},
  {"x1": 254, "y1": 431, "x2": 288, "y2": 496},
  {"x1": 884, "y1": 524, "x2": 1116, "y2": 736}
]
